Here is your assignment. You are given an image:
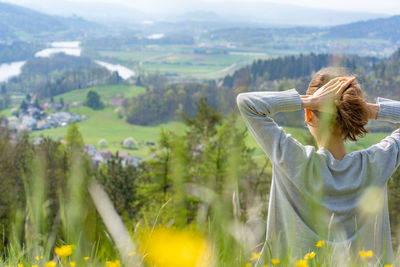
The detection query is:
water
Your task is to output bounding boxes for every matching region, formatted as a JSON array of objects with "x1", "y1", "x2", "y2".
[
  {"x1": 0, "y1": 41, "x2": 134, "y2": 83},
  {"x1": 95, "y1": 61, "x2": 135, "y2": 80},
  {"x1": 0, "y1": 61, "x2": 26, "y2": 83},
  {"x1": 35, "y1": 41, "x2": 81, "y2": 57}
]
